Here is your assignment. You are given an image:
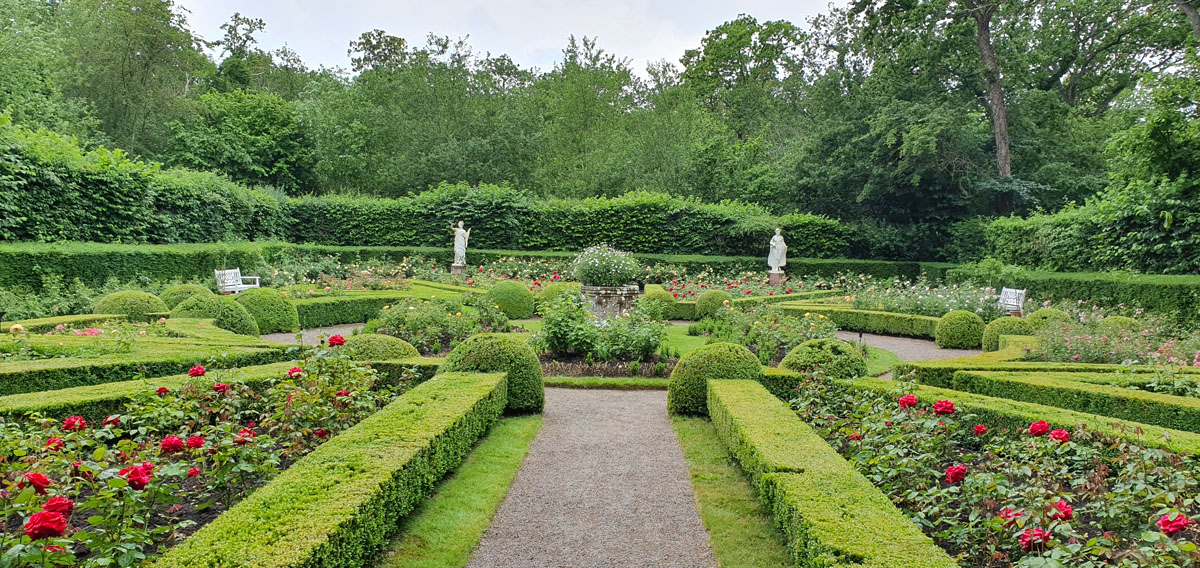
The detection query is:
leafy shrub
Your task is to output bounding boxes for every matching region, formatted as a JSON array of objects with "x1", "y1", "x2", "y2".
[
  {"x1": 235, "y1": 288, "x2": 300, "y2": 334},
  {"x1": 171, "y1": 294, "x2": 260, "y2": 336},
  {"x1": 779, "y1": 338, "x2": 867, "y2": 380},
  {"x1": 375, "y1": 299, "x2": 478, "y2": 354},
  {"x1": 487, "y1": 281, "x2": 535, "y2": 319},
  {"x1": 1099, "y1": 315, "x2": 1141, "y2": 335},
  {"x1": 92, "y1": 291, "x2": 169, "y2": 323},
  {"x1": 982, "y1": 316, "x2": 1033, "y2": 352},
  {"x1": 343, "y1": 333, "x2": 419, "y2": 360},
  {"x1": 594, "y1": 304, "x2": 666, "y2": 362},
  {"x1": 1025, "y1": 307, "x2": 1069, "y2": 329},
  {"x1": 847, "y1": 274, "x2": 1010, "y2": 321},
  {"x1": 639, "y1": 287, "x2": 676, "y2": 320},
  {"x1": 692, "y1": 305, "x2": 839, "y2": 365},
  {"x1": 571, "y1": 244, "x2": 641, "y2": 287},
  {"x1": 536, "y1": 282, "x2": 580, "y2": 310},
  {"x1": 442, "y1": 333, "x2": 544, "y2": 413},
  {"x1": 531, "y1": 294, "x2": 598, "y2": 356},
  {"x1": 667, "y1": 342, "x2": 763, "y2": 415},
  {"x1": 1029, "y1": 314, "x2": 1166, "y2": 364},
  {"x1": 934, "y1": 310, "x2": 985, "y2": 349},
  {"x1": 160, "y1": 284, "x2": 214, "y2": 309},
  {"x1": 695, "y1": 290, "x2": 732, "y2": 319}
]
